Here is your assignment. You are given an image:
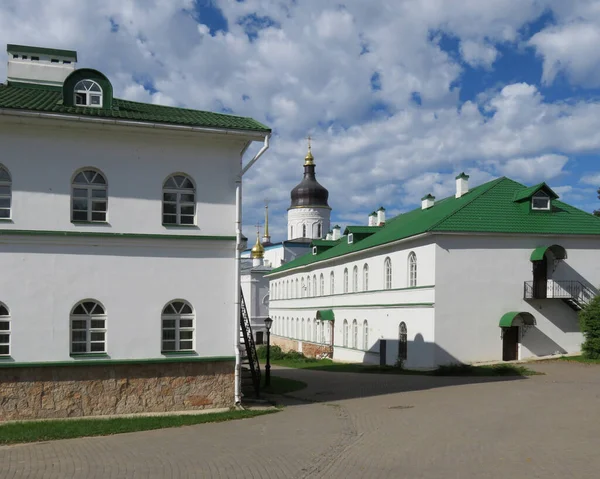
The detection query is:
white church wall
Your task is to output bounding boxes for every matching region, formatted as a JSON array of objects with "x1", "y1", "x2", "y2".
[
  {"x1": 0, "y1": 236, "x2": 235, "y2": 362},
  {"x1": 0, "y1": 117, "x2": 246, "y2": 237},
  {"x1": 434, "y1": 234, "x2": 600, "y2": 365},
  {"x1": 287, "y1": 206, "x2": 330, "y2": 240}
]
